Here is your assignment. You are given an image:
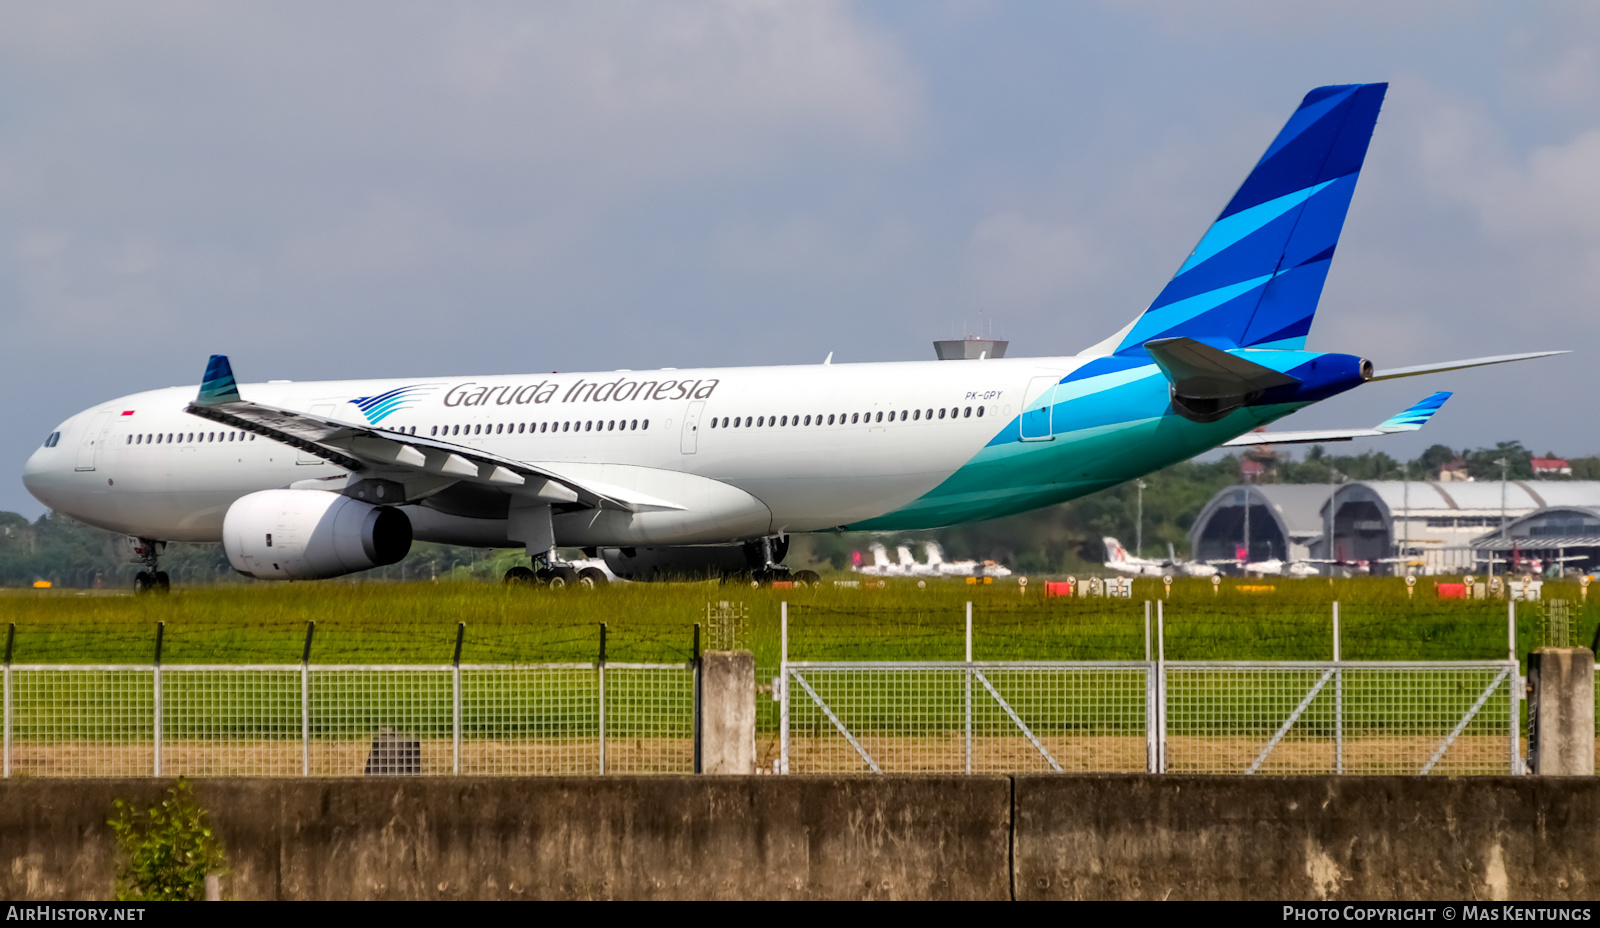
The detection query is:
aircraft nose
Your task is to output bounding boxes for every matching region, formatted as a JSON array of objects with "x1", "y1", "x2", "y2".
[{"x1": 22, "y1": 442, "x2": 64, "y2": 508}]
